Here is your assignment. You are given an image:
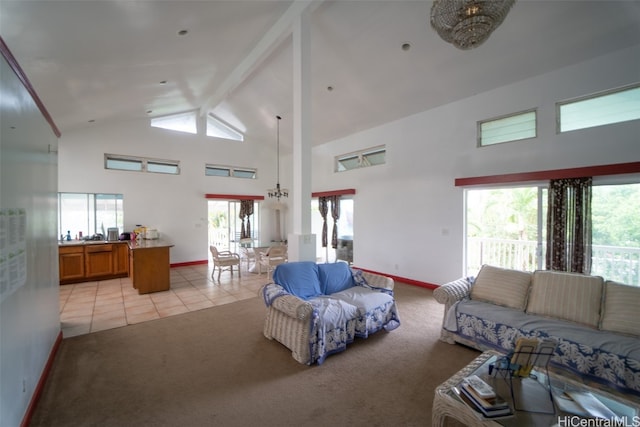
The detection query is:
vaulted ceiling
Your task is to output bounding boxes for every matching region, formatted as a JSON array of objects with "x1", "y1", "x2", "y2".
[{"x1": 2, "y1": 1, "x2": 639, "y2": 149}]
